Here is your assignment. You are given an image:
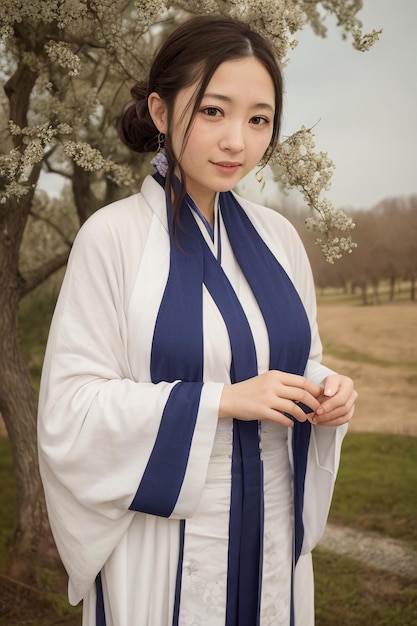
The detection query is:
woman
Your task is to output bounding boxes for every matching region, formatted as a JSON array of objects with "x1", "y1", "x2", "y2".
[{"x1": 38, "y1": 15, "x2": 357, "y2": 626}]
